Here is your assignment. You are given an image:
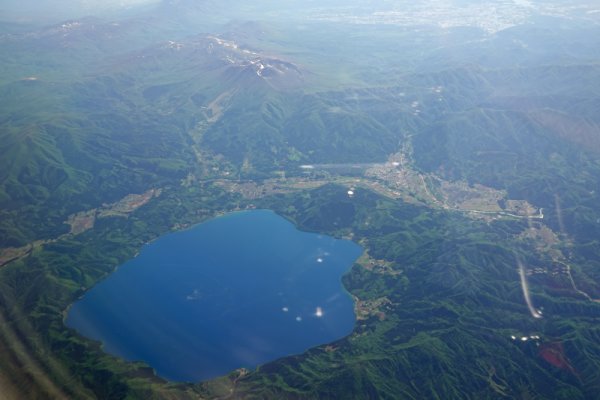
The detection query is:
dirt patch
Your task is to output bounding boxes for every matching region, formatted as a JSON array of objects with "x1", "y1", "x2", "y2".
[
  {"x1": 539, "y1": 341, "x2": 578, "y2": 376},
  {"x1": 0, "y1": 245, "x2": 32, "y2": 267}
]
